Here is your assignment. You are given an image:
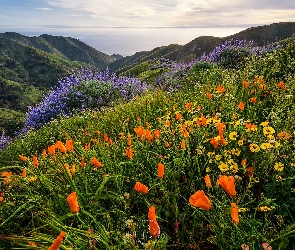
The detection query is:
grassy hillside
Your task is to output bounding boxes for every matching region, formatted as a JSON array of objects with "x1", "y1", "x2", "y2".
[
  {"x1": 111, "y1": 22, "x2": 295, "y2": 72},
  {"x1": 0, "y1": 37, "x2": 295, "y2": 249},
  {"x1": 109, "y1": 44, "x2": 180, "y2": 73},
  {"x1": 0, "y1": 37, "x2": 91, "y2": 135},
  {"x1": 168, "y1": 22, "x2": 295, "y2": 62},
  {"x1": 0, "y1": 32, "x2": 115, "y2": 69}
]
